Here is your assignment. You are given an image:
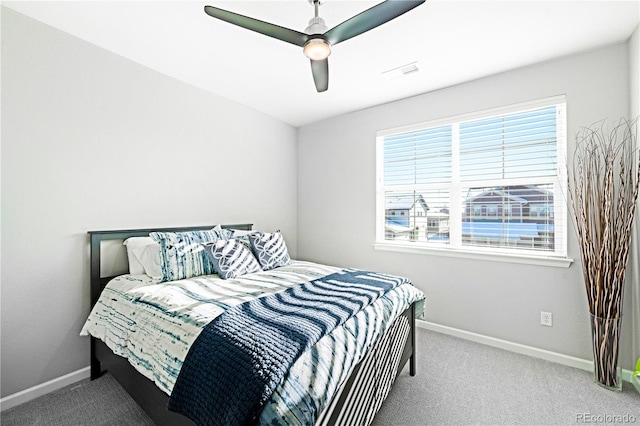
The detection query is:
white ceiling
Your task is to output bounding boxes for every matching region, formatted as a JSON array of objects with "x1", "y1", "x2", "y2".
[{"x1": 4, "y1": 1, "x2": 639, "y2": 127}]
